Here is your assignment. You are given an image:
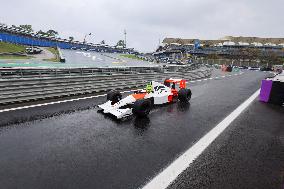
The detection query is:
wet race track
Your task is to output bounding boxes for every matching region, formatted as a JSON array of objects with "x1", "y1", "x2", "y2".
[
  {"x1": 0, "y1": 70, "x2": 283, "y2": 189},
  {"x1": 0, "y1": 49, "x2": 154, "y2": 68}
]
